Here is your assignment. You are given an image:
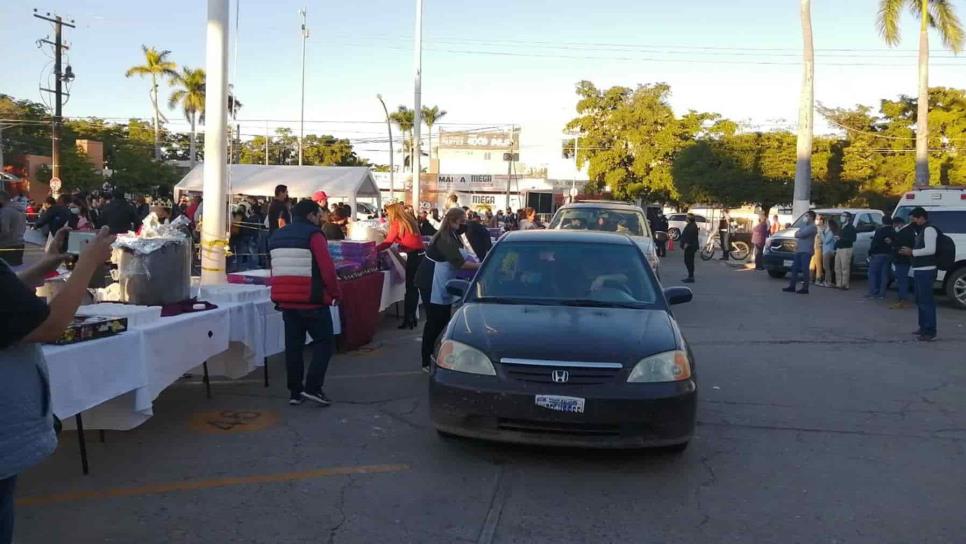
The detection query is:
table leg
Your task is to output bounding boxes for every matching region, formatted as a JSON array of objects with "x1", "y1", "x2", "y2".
[
  {"x1": 263, "y1": 357, "x2": 269, "y2": 388},
  {"x1": 98, "y1": 430, "x2": 106, "y2": 443},
  {"x1": 203, "y1": 361, "x2": 212, "y2": 399},
  {"x1": 75, "y1": 414, "x2": 89, "y2": 475}
]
